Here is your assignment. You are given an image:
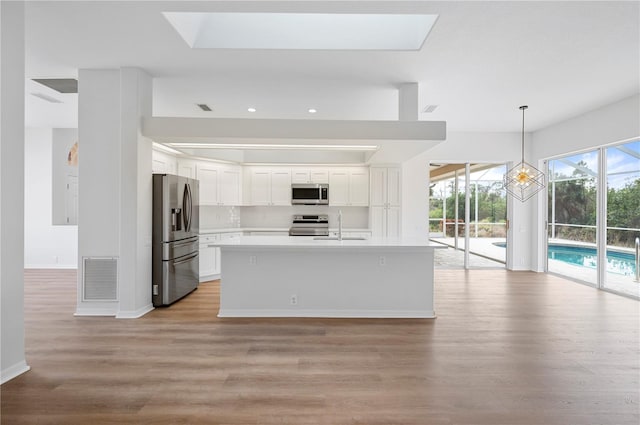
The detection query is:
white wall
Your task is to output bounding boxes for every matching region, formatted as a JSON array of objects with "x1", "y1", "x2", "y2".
[
  {"x1": 1, "y1": 0, "x2": 30, "y2": 383},
  {"x1": 532, "y1": 94, "x2": 640, "y2": 160},
  {"x1": 24, "y1": 128, "x2": 77, "y2": 268}
]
